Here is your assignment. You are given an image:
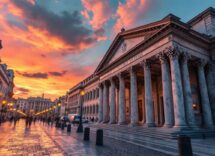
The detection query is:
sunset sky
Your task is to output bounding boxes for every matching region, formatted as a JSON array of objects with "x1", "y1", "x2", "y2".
[{"x1": 0, "y1": 0, "x2": 214, "y2": 100}]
